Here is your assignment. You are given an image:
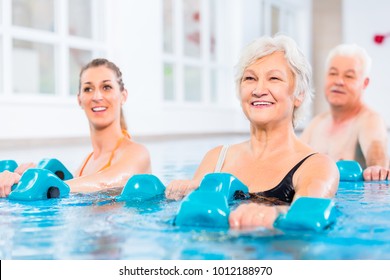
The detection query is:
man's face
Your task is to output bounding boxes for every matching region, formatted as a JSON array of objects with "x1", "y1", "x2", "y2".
[{"x1": 325, "y1": 55, "x2": 368, "y2": 108}]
